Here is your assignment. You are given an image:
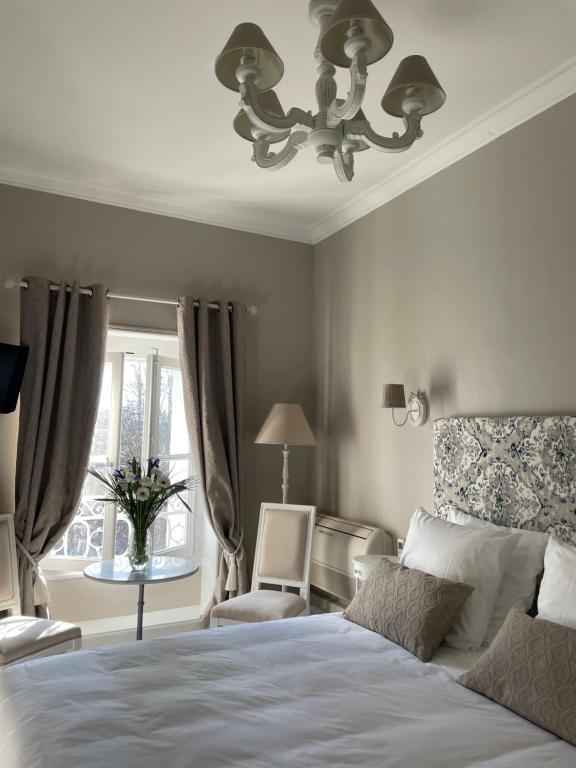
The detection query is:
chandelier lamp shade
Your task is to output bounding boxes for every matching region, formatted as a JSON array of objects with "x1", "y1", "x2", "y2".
[
  {"x1": 214, "y1": 22, "x2": 284, "y2": 92},
  {"x1": 320, "y1": 0, "x2": 394, "y2": 68},
  {"x1": 215, "y1": 0, "x2": 446, "y2": 183}
]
